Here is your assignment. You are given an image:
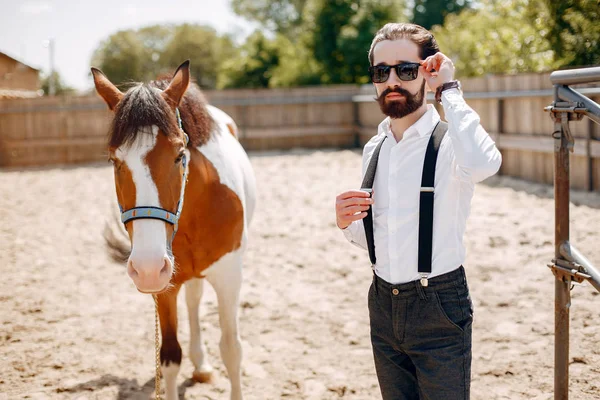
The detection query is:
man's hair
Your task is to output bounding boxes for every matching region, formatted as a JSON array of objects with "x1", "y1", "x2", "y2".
[{"x1": 368, "y1": 23, "x2": 439, "y2": 66}]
